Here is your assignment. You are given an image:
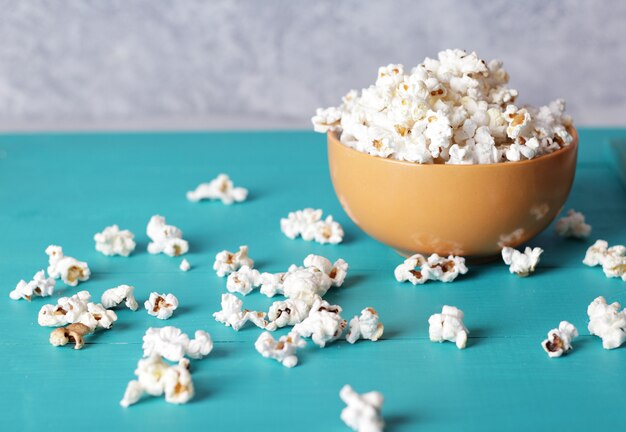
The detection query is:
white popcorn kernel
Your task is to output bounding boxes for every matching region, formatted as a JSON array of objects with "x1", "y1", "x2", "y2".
[
  {"x1": 255, "y1": 331, "x2": 306, "y2": 368},
  {"x1": 588, "y1": 296, "x2": 626, "y2": 349},
  {"x1": 163, "y1": 359, "x2": 195, "y2": 404},
  {"x1": 340, "y1": 385, "x2": 385, "y2": 432},
  {"x1": 144, "y1": 292, "x2": 179, "y2": 320},
  {"x1": 81, "y1": 302, "x2": 118, "y2": 330},
  {"x1": 185, "y1": 331, "x2": 214, "y2": 359},
  {"x1": 583, "y1": 240, "x2": 625, "y2": 267},
  {"x1": 293, "y1": 297, "x2": 347, "y2": 347},
  {"x1": 226, "y1": 265, "x2": 262, "y2": 295},
  {"x1": 312, "y1": 106, "x2": 342, "y2": 133},
  {"x1": 179, "y1": 259, "x2": 191, "y2": 272},
  {"x1": 267, "y1": 298, "x2": 312, "y2": 329},
  {"x1": 428, "y1": 305, "x2": 469, "y2": 349},
  {"x1": 395, "y1": 253, "x2": 467, "y2": 284},
  {"x1": 259, "y1": 272, "x2": 287, "y2": 297},
  {"x1": 94, "y1": 224, "x2": 136, "y2": 256},
  {"x1": 49, "y1": 323, "x2": 92, "y2": 350},
  {"x1": 136, "y1": 354, "x2": 170, "y2": 396},
  {"x1": 282, "y1": 268, "x2": 332, "y2": 307},
  {"x1": 9, "y1": 270, "x2": 55, "y2": 301},
  {"x1": 38, "y1": 291, "x2": 91, "y2": 327},
  {"x1": 213, "y1": 245, "x2": 254, "y2": 277},
  {"x1": 394, "y1": 254, "x2": 431, "y2": 284},
  {"x1": 146, "y1": 215, "x2": 189, "y2": 257},
  {"x1": 329, "y1": 259, "x2": 349, "y2": 287},
  {"x1": 501, "y1": 246, "x2": 543, "y2": 277},
  {"x1": 186, "y1": 173, "x2": 248, "y2": 205},
  {"x1": 212, "y1": 293, "x2": 268, "y2": 331},
  {"x1": 280, "y1": 208, "x2": 343, "y2": 244},
  {"x1": 120, "y1": 380, "x2": 144, "y2": 407},
  {"x1": 541, "y1": 321, "x2": 578, "y2": 358},
  {"x1": 602, "y1": 254, "x2": 626, "y2": 281},
  {"x1": 101, "y1": 284, "x2": 138, "y2": 311},
  {"x1": 555, "y1": 210, "x2": 591, "y2": 239},
  {"x1": 142, "y1": 326, "x2": 189, "y2": 362},
  {"x1": 313, "y1": 215, "x2": 344, "y2": 244},
  {"x1": 45, "y1": 245, "x2": 90, "y2": 286},
  {"x1": 346, "y1": 308, "x2": 384, "y2": 344}
]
